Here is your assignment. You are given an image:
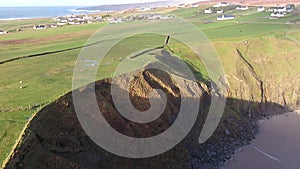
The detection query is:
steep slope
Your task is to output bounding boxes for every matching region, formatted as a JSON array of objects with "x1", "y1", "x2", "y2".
[{"x1": 3, "y1": 64, "x2": 291, "y2": 169}]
